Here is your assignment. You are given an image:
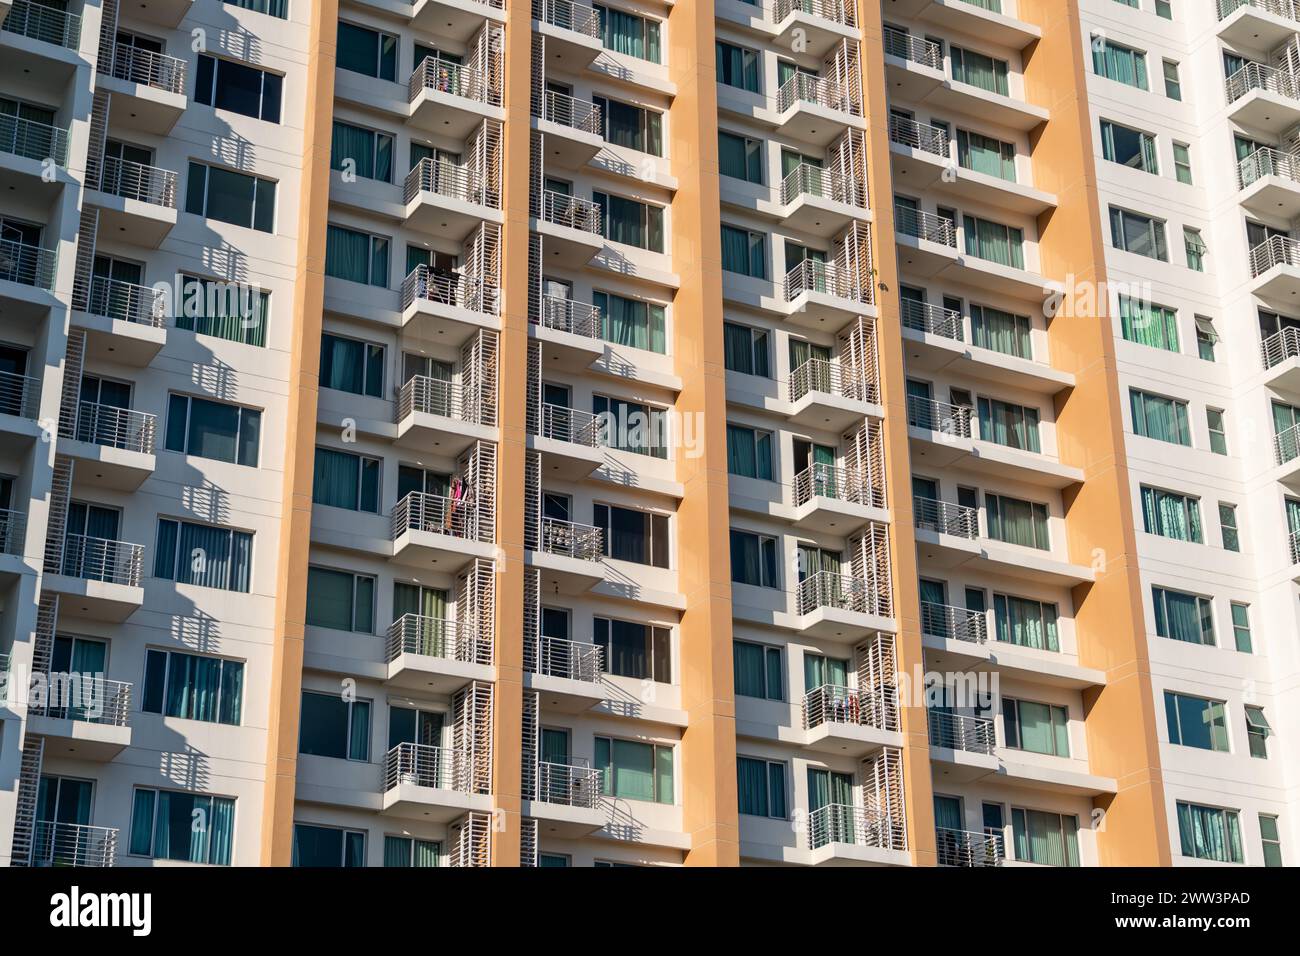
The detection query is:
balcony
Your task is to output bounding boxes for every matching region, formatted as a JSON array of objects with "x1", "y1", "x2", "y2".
[
  {"x1": 103, "y1": 45, "x2": 187, "y2": 133},
  {"x1": 1, "y1": 0, "x2": 81, "y2": 53},
  {"x1": 1218, "y1": 1, "x2": 1300, "y2": 51},
  {"x1": 778, "y1": 163, "x2": 869, "y2": 236},
  {"x1": 888, "y1": 115, "x2": 950, "y2": 181},
  {"x1": 527, "y1": 758, "x2": 606, "y2": 835},
  {"x1": 48, "y1": 533, "x2": 145, "y2": 621},
  {"x1": 920, "y1": 601, "x2": 989, "y2": 668},
  {"x1": 27, "y1": 675, "x2": 133, "y2": 759},
  {"x1": 531, "y1": 294, "x2": 603, "y2": 370},
  {"x1": 63, "y1": 401, "x2": 157, "y2": 489},
  {"x1": 534, "y1": 0, "x2": 602, "y2": 65},
  {"x1": 1249, "y1": 234, "x2": 1300, "y2": 303},
  {"x1": 401, "y1": 265, "x2": 500, "y2": 338},
  {"x1": 1238, "y1": 148, "x2": 1300, "y2": 220},
  {"x1": 29, "y1": 822, "x2": 117, "y2": 867},
  {"x1": 927, "y1": 709, "x2": 998, "y2": 780},
  {"x1": 535, "y1": 189, "x2": 604, "y2": 266},
  {"x1": 0, "y1": 508, "x2": 26, "y2": 571},
  {"x1": 534, "y1": 89, "x2": 603, "y2": 166},
  {"x1": 390, "y1": 490, "x2": 493, "y2": 571},
  {"x1": 936, "y1": 827, "x2": 1003, "y2": 867},
  {"x1": 795, "y1": 570, "x2": 893, "y2": 638},
  {"x1": 126, "y1": 0, "x2": 193, "y2": 28},
  {"x1": 803, "y1": 804, "x2": 907, "y2": 865},
  {"x1": 0, "y1": 369, "x2": 40, "y2": 432},
  {"x1": 381, "y1": 742, "x2": 491, "y2": 822},
  {"x1": 403, "y1": 157, "x2": 502, "y2": 238},
  {"x1": 779, "y1": 258, "x2": 874, "y2": 329},
  {"x1": 1263, "y1": 326, "x2": 1300, "y2": 392},
  {"x1": 801, "y1": 684, "x2": 900, "y2": 755},
  {"x1": 0, "y1": 237, "x2": 57, "y2": 319},
  {"x1": 0, "y1": 112, "x2": 70, "y2": 180},
  {"x1": 892, "y1": 0, "x2": 1040, "y2": 46},
  {"x1": 1274, "y1": 422, "x2": 1300, "y2": 486},
  {"x1": 881, "y1": 26, "x2": 944, "y2": 101},
  {"x1": 530, "y1": 402, "x2": 604, "y2": 478},
  {"x1": 530, "y1": 515, "x2": 606, "y2": 594},
  {"x1": 385, "y1": 613, "x2": 494, "y2": 692},
  {"x1": 775, "y1": 71, "x2": 864, "y2": 145},
  {"x1": 1289, "y1": 528, "x2": 1300, "y2": 573},
  {"x1": 894, "y1": 204, "x2": 957, "y2": 277},
  {"x1": 407, "y1": 55, "x2": 504, "y2": 136},
  {"x1": 791, "y1": 463, "x2": 886, "y2": 534},
  {"x1": 92, "y1": 155, "x2": 179, "y2": 247},
  {"x1": 771, "y1": 0, "x2": 859, "y2": 57},
  {"x1": 1225, "y1": 62, "x2": 1300, "y2": 135},
  {"x1": 786, "y1": 357, "x2": 878, "y2": 430},
  {"x1": 889, "y1": 125, "x2": 1054, "y2": 216},
  {"x1": 525, "y1": 634, "x2": 606, "y2": 710},
  {"x1": 410, "y1": 0, "x2": 506, "y2": 40},
  {"x1": 75, "y1": 275, "x2": 168, "y2": 366},
  {"x1": 394, "y1": 374, "x2": 497, "y2": 455}
]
